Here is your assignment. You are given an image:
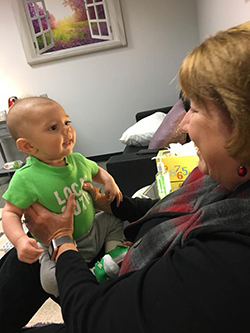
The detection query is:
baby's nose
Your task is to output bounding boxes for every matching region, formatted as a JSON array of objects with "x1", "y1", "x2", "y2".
[{"x1": 63, "y1": 125, "x2": 71, "y2": 134}]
